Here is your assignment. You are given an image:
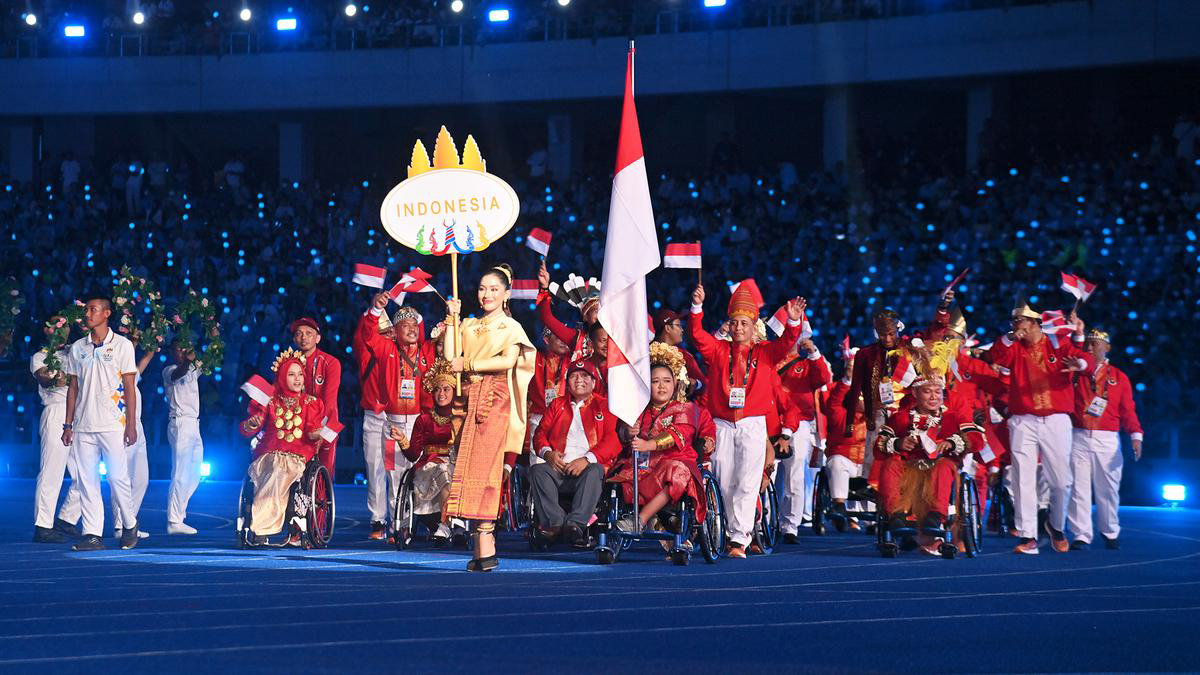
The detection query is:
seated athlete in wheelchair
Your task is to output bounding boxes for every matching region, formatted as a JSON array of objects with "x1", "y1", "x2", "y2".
[
  {"x1": 237, "y1": 349, "x2": 334, "y2": 548},
  {"x1": 874, "y1": 371, "x2": 985, "y2": 558},
  {"x1": 388, "y1": 359, "x2": 467, "y2": 548},
  {"x1": 528, "y1": 359, "x2": 621, "y2": 549},
  {"x1": 599, "y1": 343, "x2": 725, "y2": 565}
]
